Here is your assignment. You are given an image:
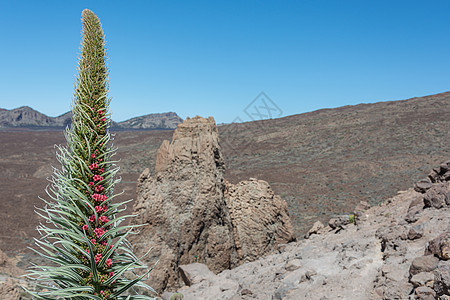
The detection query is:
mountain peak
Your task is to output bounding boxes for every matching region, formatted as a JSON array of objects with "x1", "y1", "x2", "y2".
[
  {"x1": 116, "y1": 112, "x2": 183, "y2": 129},
  {"x1": 12, "y1": 106, "x2": 35, "y2": 111},
  {"x1": 0, "y1": 106, "x2": 183, "y2": 129},
  {"x1": 0, "y1": 106, "x2": 52, "y2": 127}
]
